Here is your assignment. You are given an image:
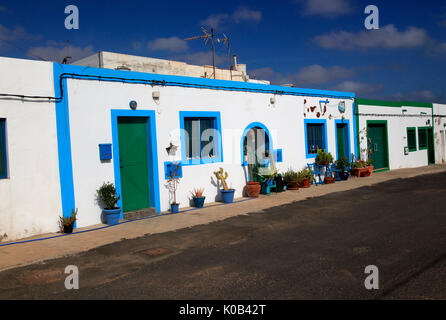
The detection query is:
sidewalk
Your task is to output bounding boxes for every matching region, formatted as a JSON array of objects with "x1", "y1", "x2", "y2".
[{"x1": 1, "y1": 164, "x2": 446, "y2": 272}]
